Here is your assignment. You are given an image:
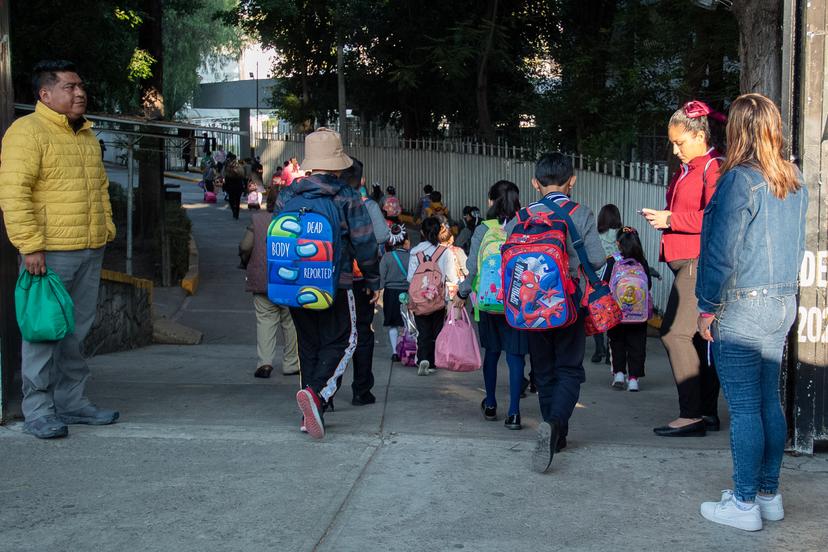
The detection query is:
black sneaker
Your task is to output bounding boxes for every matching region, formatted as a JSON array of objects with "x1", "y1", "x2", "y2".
[
  {"x1": 391, "y1": 354, "x2": 401, "y2": 362},
  {"x1": 556, "y1": 435, "x2": 567, "y2": 452},
  {"x1": 519, "y1": 377, "x2": 530, "y2": 398},
  {"x1": 504, "y1": 414, "x2": 522, "y2": 430},
  {"x1": 480, "y1": 399, "x2": 497, "y2": 421},
  {"x1": 352, "y1": 392, "x2": 376, "y2": 406},
  {"x1": 590, "y1": 351, "x2": 604, "y2": 363}
]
